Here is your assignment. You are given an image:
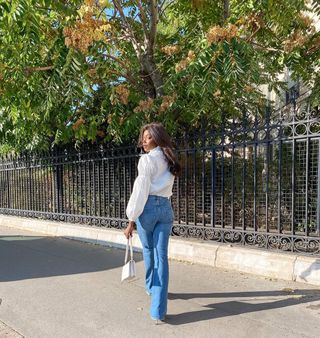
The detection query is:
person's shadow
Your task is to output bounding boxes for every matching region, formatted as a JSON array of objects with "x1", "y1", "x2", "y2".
[{"x1": 166, "y1": 289, "x2": 320, "y2": 325}]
